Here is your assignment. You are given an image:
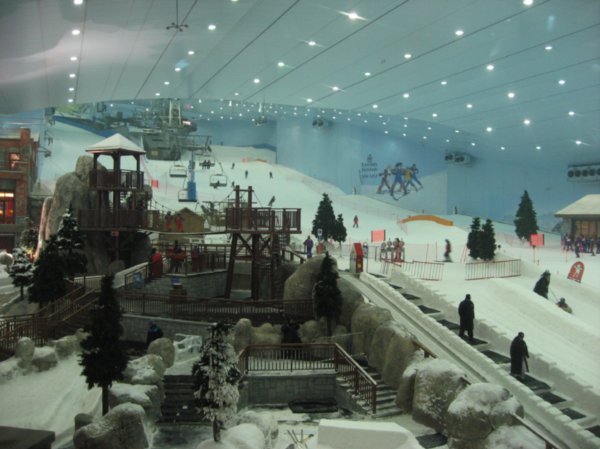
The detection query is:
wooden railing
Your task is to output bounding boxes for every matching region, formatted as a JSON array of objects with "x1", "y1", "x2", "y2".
[
  {"x1": 89, "y1": 169, "x2": 144, "y2": 190},
  {"x1": 282, "y1": 248, "x2": 306, "y2": 264},
  {"x1": 119, "y1": 291, "x2": 314, "y2": 324},
  {"x1": 238, "y1": 343, "x2": 378, "y2": 413},
  {"x1": 225, "y1": 208, "x2": 302, "y2": 234},
  {"x1": 465, "y1": 258, "x2": 521, "y2": 280},
  {"x1": 78, "y1": 208, "x2": 165, "y2": 230}
]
